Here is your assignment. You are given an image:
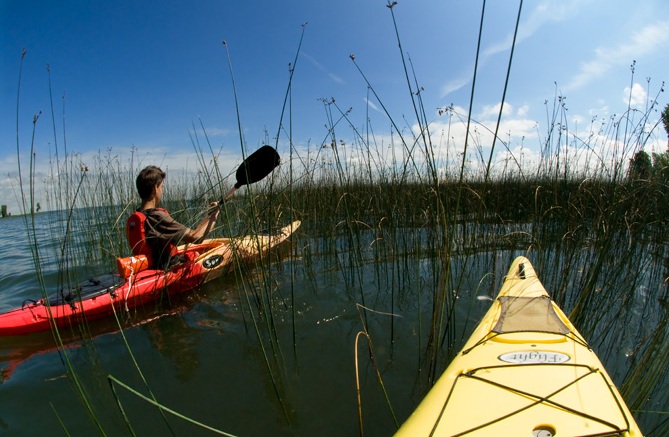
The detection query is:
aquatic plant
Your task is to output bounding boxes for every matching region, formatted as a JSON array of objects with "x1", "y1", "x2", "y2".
[{"x1": 7, "y1": 3, "x2": 669, "y2": 436}]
